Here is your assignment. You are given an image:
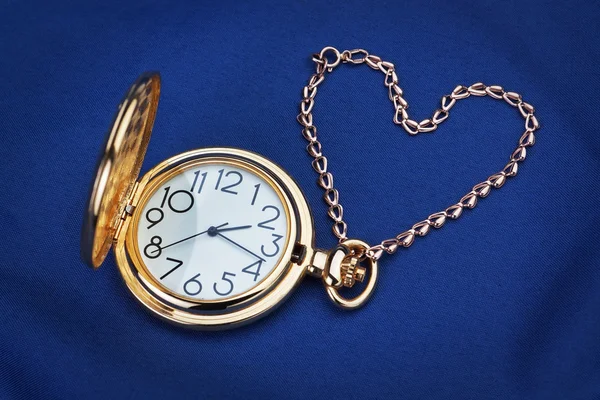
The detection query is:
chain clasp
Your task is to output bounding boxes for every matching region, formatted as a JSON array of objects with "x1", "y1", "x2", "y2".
[{"x1": 313, "y1": 46, "x2": 341, "y2": 72}]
